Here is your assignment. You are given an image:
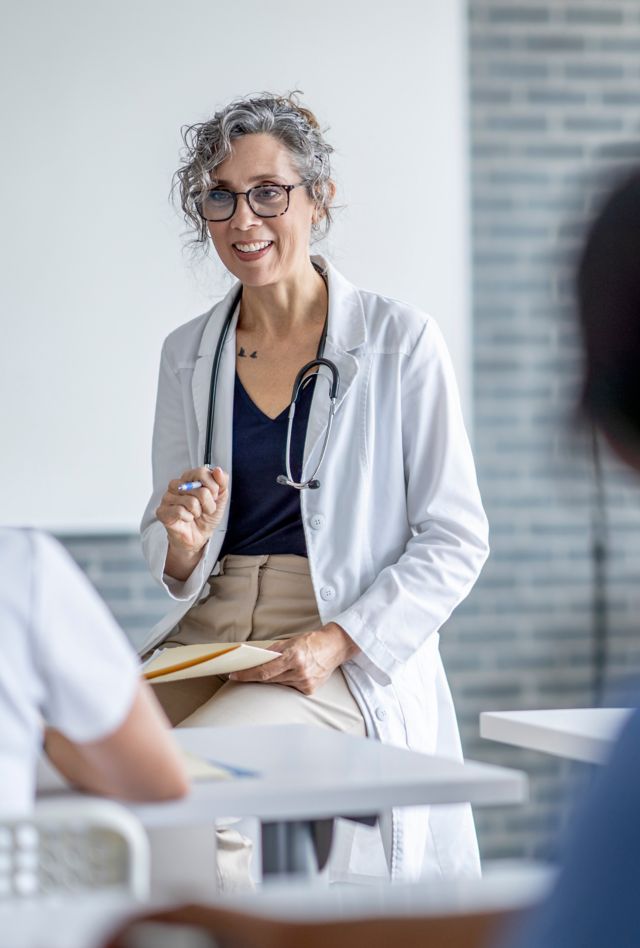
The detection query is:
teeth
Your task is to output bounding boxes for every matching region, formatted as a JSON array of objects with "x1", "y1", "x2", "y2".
[{"x1": 235, "y1": 241, "x2": 272, "y2": 253}]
